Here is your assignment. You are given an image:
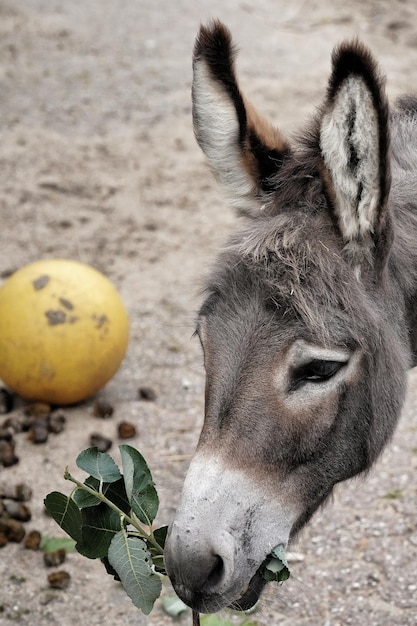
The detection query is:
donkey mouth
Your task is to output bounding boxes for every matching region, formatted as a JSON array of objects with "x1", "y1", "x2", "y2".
[
  {"x1": 171, "y1": 569, "x2": 268, "y2": 614},
  {"x1": 228, "y1": 570, "x2": 268, "y2": 611}
]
